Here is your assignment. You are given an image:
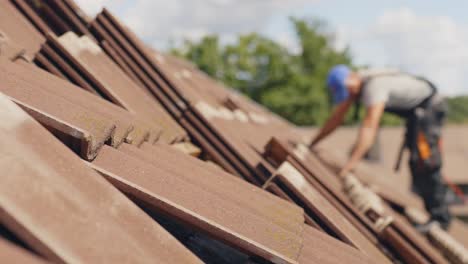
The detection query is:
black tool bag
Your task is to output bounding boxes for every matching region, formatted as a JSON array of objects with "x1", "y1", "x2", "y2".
[{"x1": 406, "y1": 93, "x2": 447, "y2": 171}]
